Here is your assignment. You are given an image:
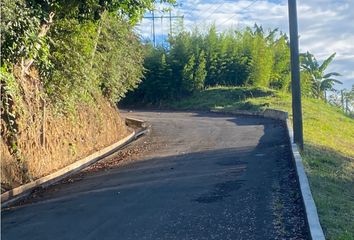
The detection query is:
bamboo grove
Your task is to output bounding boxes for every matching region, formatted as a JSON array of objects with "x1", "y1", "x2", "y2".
[{"x1": 125, "y1": 24, "x2": 348, "y2": 106}]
